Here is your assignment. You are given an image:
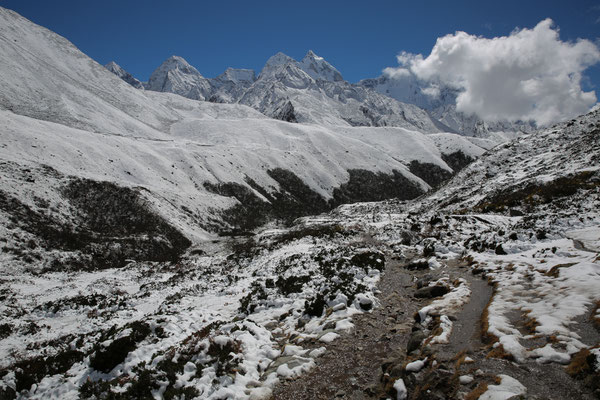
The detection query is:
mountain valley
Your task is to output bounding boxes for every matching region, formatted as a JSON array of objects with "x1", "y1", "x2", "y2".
[{"x1": 0, "y1": 6, "x2": 598, "y2": 400}]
